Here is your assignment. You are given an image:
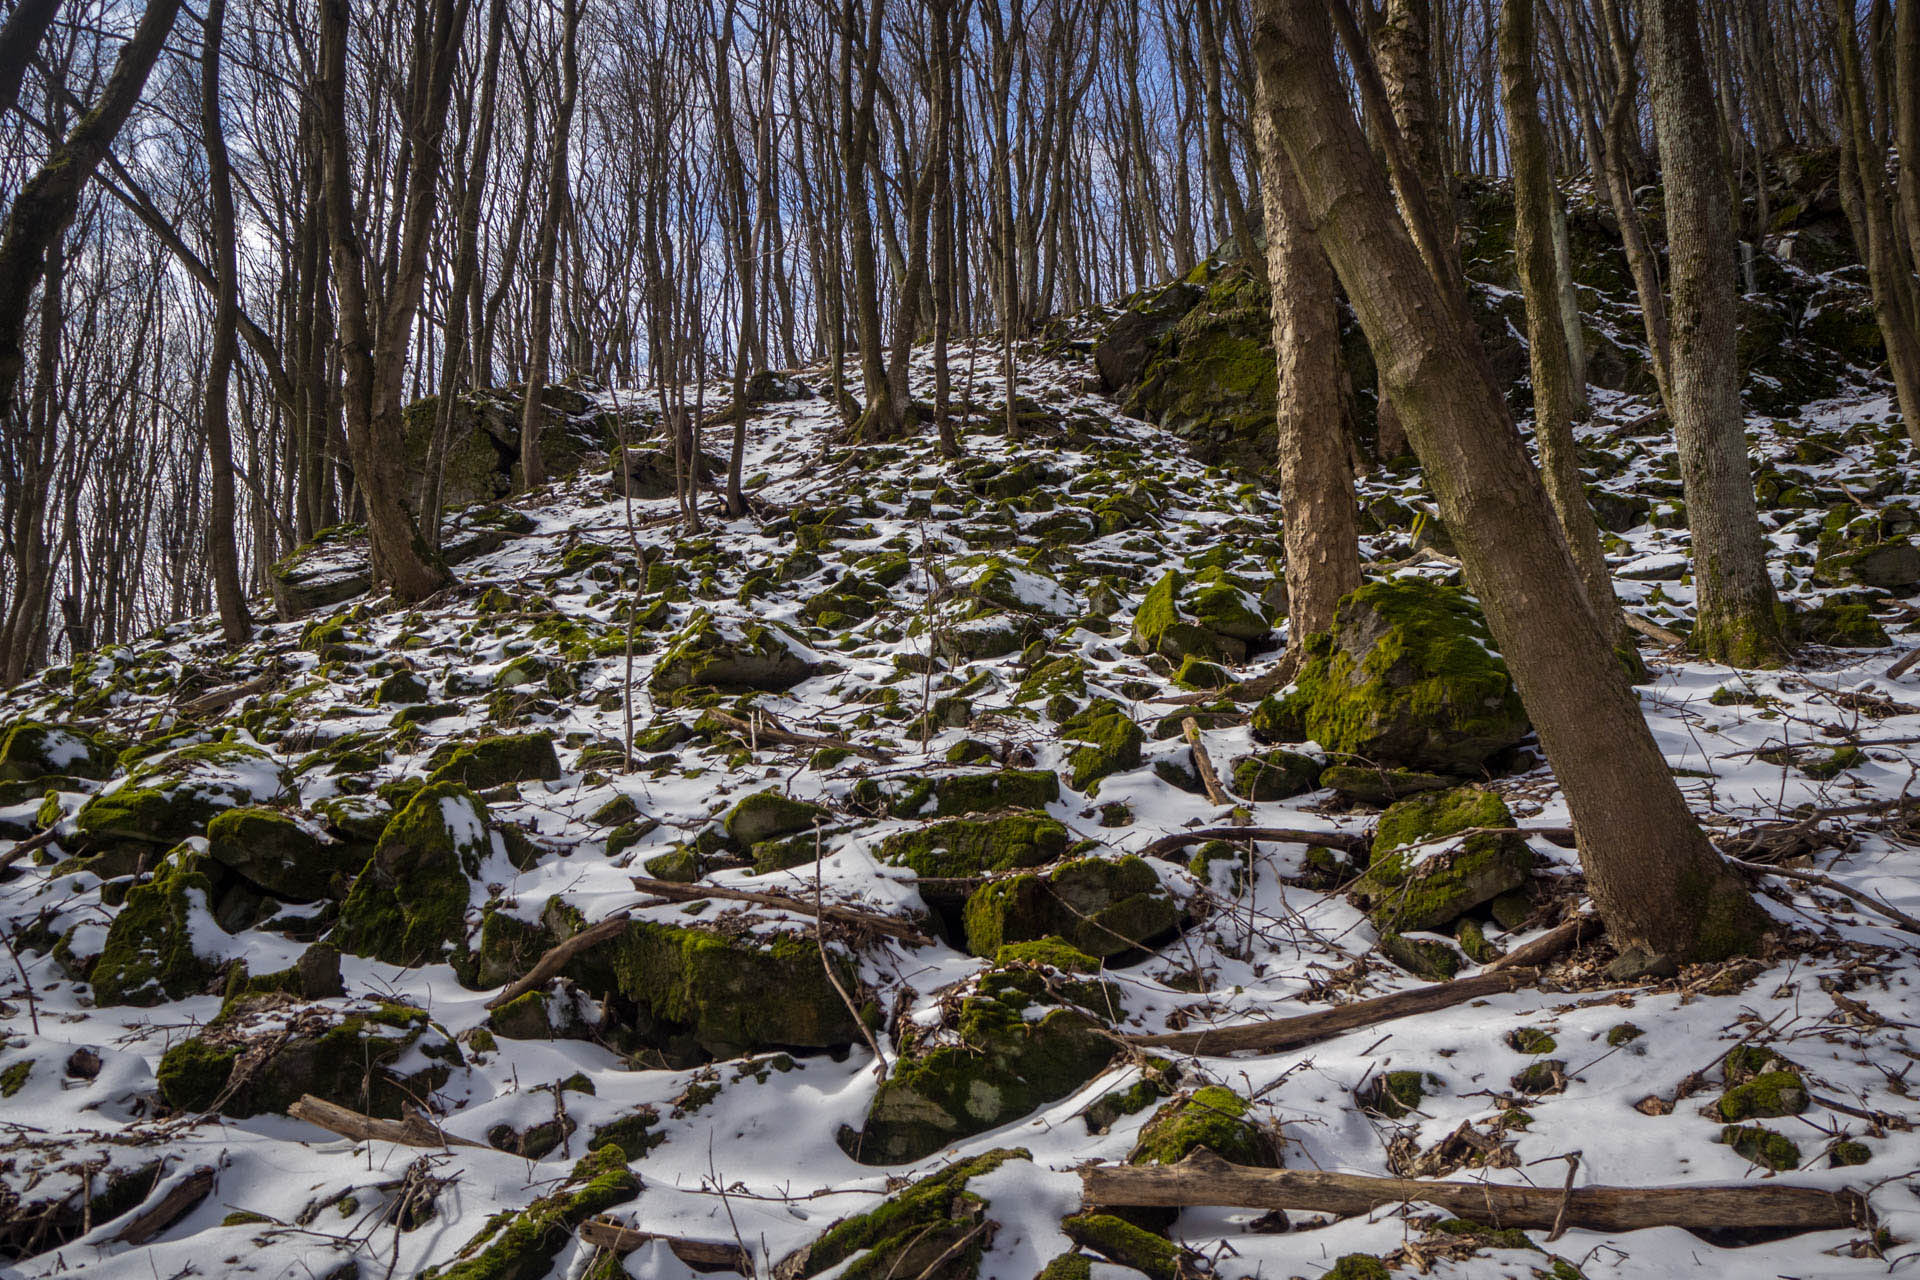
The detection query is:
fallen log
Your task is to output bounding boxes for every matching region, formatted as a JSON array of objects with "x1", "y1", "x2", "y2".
[
  {"x1": 1128, "y1": 967, "x2": 1539, "y2": 1055},
  {"x1": 1136, "y1": 825, "x2": 1370, "y2": 859},
  {"x1": 485, "y1": 912, "x2": 632, "y2": 1010},
  {"x1": 111, "y1": 1165, "x2": 216, "y2": 1245},
  {"x1": 0, "y1": 826, "x2": 62, "y2": 876},
  {"x1": 1079, "y1": 1150, "x2": 1868, "y2": 1235},
  {"x1": 1484, "y1": 914, "x2": 1601, "y2": 972},
  {"x1": 629, "y1": 875, "x2": 933, "y2": 946},
  {"x1": 287, "y1": 1095, "x2": 487, "y2": 1149},
  {"x1": 1622, "y1": 612, "x2": 1688, "y2": 649},
  {"x1": 175, "y1": 670, "x2": 277, "y2": 718},
  {"x1": 579, "y1": 1217, "x2": 753, "y2": 1274}
]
